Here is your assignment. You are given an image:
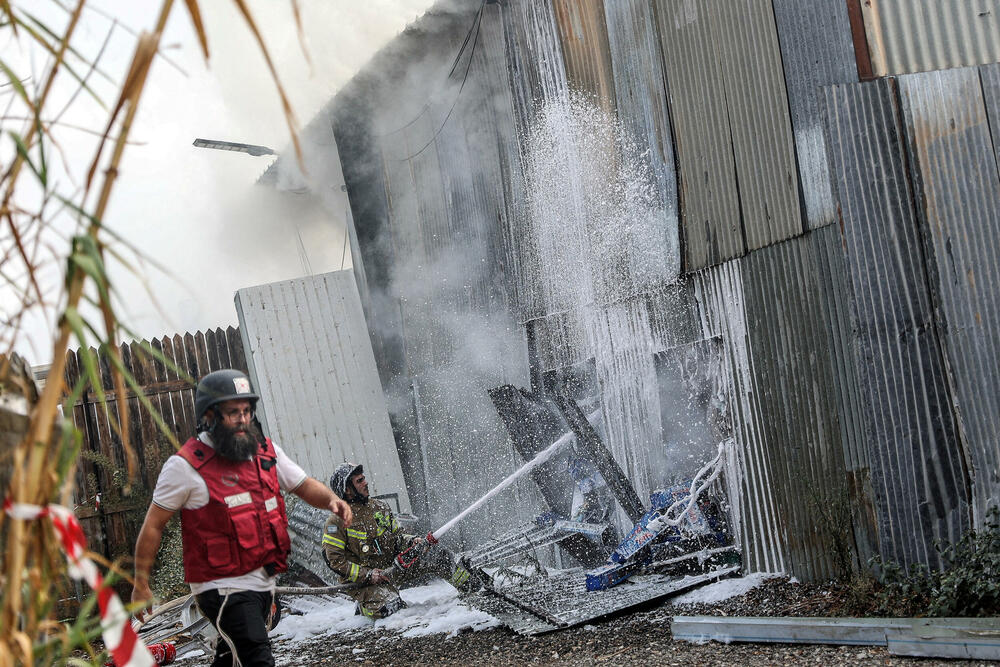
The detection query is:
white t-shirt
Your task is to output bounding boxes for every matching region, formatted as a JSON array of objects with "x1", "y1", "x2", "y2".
[{"x1": 152, "y1": 432, "x2": 308, "y2": 594}]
